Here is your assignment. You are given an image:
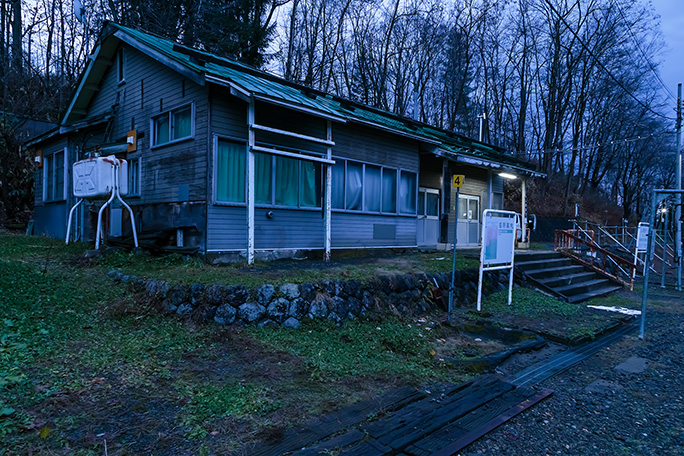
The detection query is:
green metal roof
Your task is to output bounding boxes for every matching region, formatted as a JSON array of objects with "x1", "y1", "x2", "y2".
[{"x1": 87, "y1": 22, "x2": 541, "y2": 175}]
